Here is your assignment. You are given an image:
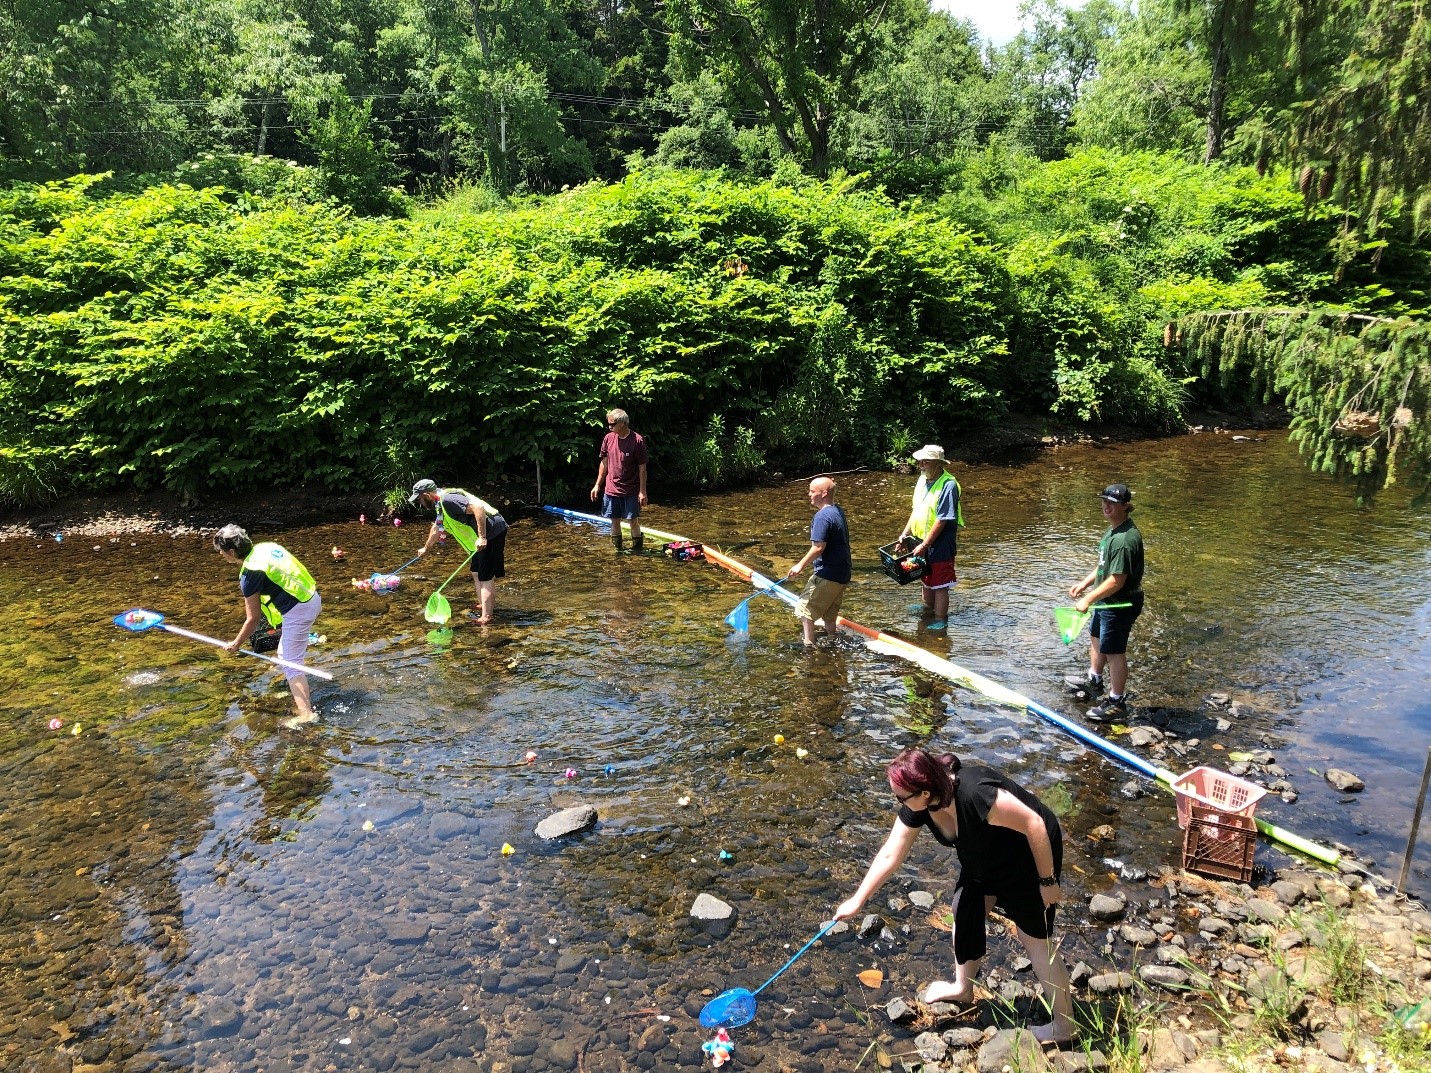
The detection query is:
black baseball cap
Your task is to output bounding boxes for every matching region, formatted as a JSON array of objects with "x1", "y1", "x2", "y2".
[
  {"x1": 1096, "y1": 483, "x2": 1132, "y2": 504},
  {"x1": 408, "y1": 478, "x2": 437, "y2": 506}
]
